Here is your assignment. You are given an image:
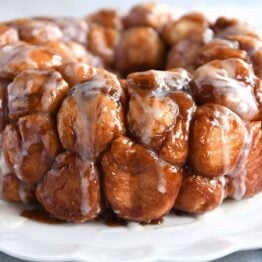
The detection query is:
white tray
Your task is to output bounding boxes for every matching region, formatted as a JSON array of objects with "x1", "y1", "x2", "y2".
[{"x1": 1, "y1": 194, "x2": 262, "y2": 262}]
